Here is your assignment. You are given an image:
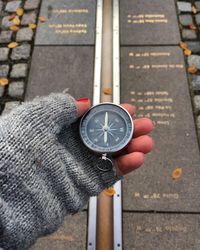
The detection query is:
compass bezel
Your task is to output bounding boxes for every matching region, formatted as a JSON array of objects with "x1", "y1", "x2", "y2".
[{"x1": 79, "y1": 102, "x2": 134, "y2": 154}]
